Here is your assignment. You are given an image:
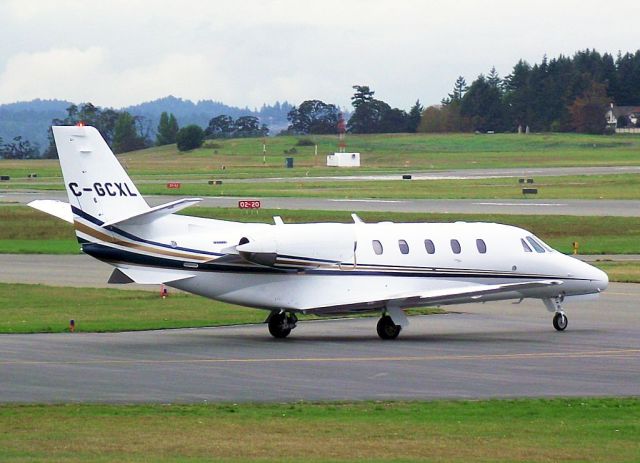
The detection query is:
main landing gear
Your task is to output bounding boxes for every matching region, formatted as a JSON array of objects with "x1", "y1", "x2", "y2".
[
  {"x1": 267, "y1": 311, "x2": 298, "y2": 338},
  {"x1": 543, "y1": 296, "x2": 568, "y2": 332},
  {"x1": 377, "y1": 315, "x2": 402, "y2": 340}
]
